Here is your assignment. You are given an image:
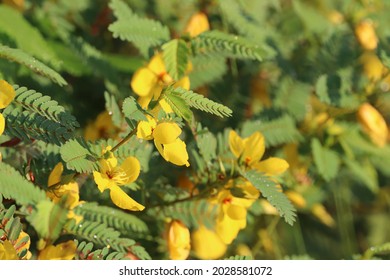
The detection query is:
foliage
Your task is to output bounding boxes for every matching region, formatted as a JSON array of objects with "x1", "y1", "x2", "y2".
[{"x1": 0, "y1": 0, "x2": 389, "y2": 261}]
